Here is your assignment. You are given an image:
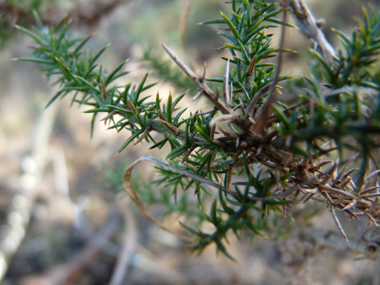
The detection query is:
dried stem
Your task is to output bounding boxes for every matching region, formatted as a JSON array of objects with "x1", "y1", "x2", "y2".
[{"x1": 288, "y1": 0, "x2": 336, "y2": 63}]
